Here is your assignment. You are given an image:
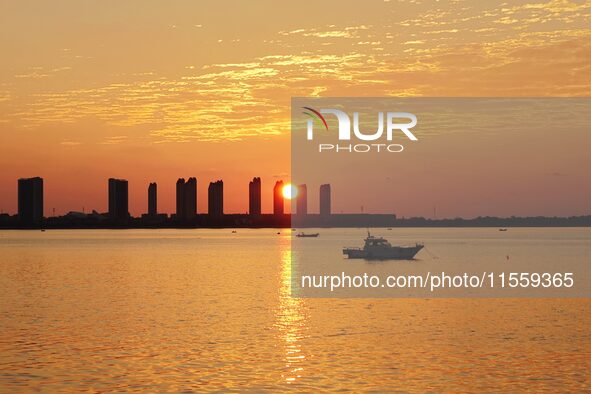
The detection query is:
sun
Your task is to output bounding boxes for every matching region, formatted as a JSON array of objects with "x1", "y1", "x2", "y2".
[{"x1": 282, "y1": 183, "x2": 298, "y2": 200}]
